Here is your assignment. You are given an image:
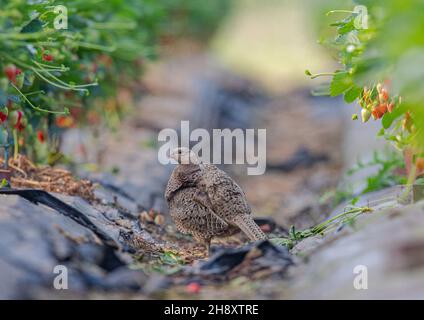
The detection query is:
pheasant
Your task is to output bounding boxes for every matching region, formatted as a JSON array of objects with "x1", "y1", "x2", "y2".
[{"x1": 165, "y1": 147, "x2": 267, "y2": 253}]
